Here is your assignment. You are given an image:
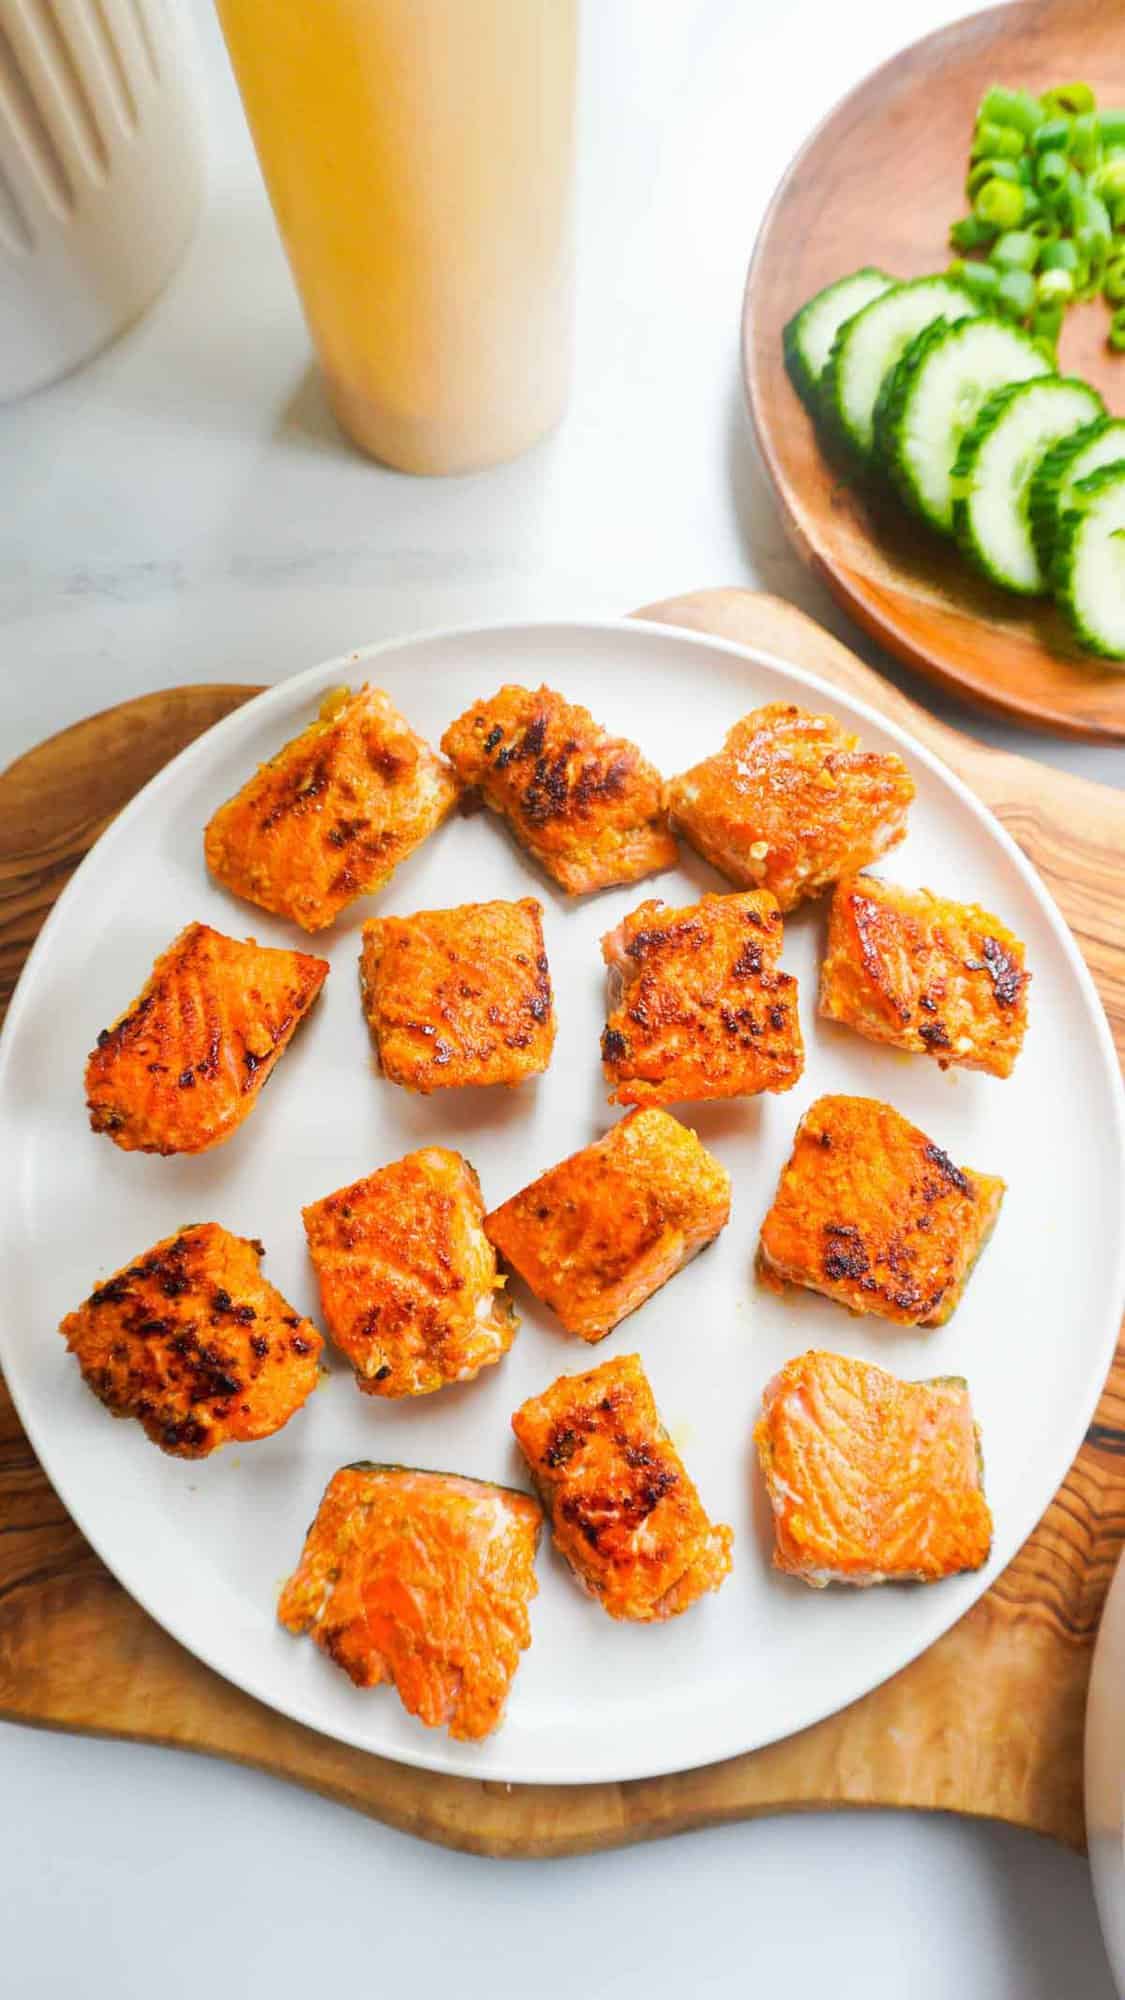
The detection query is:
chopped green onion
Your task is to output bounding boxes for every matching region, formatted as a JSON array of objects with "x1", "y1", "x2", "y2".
[
  {"x1": 979, "y1": 84, "x2": 1047, "y2": 135},
  {"x1": 1098, "y1": 110, "x2": 1125, "y2": 150},
  {"x1": 1070, "y1": 189, "x2": 1112, "y2": 240},
  {"x1": 994, "y1": 267, "x2": 1036, "y2": 318},
  {"x1": 990, "y1": 228, "x2": 1040, "y2": 270},
  {"x1": 1041, "y1": 82, "x2": 1096, "y2": 118},
  {"x1": 1037, "y1": 266, "x2": 1074, "y2": 305},
  {"x1": 1039, "y1": 237, "x2": 1081, "y2": 272},
  {"x1": 1071, "y1": 111, "x2": 1101, "y2": 172},
  {"x1": 1092, "y1": 157, "x2": 1125, "y2": 202},
  {"x1": 950, "y1": 214, "x2": 997, "y2": 252},
  {"x1": 1035, "y1": 149, "x2": 1070, "y2": 196},
  {"x1": 948, "y1": 259, "x2": 1000, "y2": 304},
  {"x1": 967, "y1": 156, "x2": 1021, "y2": 198},
  {"x1": 975, "y1": 177, "x2": 1025, "y2": 228},
  {"x1": 972, "y1": 119, "x2": 1026, "y2": 162},
  {"x1": 1105, "y1": 260, "x2": 1125, "y2": 305},
  {"x1": 1032, "y1": 116, "x2": 1072, "y2": 155},
  {"x1": 1109, "y1": 305, "x2": 1125, "y2": 351}
]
